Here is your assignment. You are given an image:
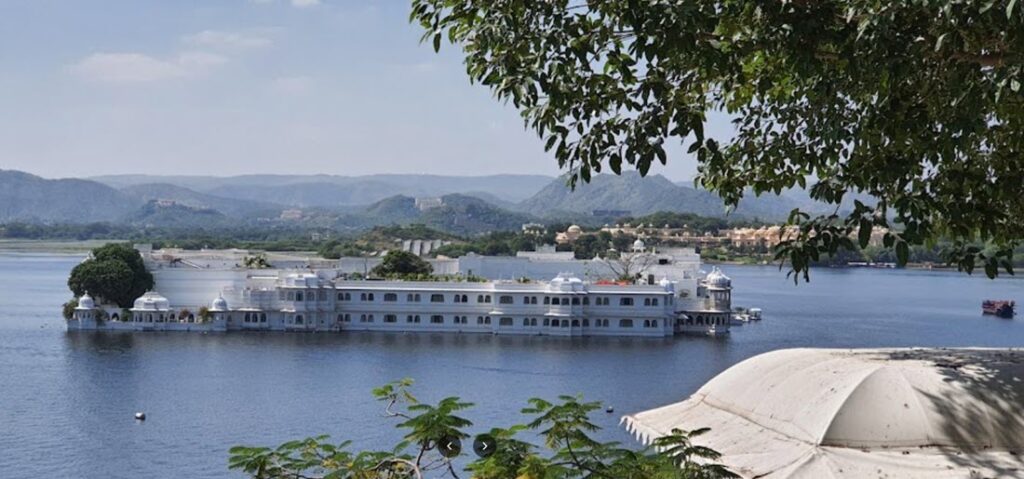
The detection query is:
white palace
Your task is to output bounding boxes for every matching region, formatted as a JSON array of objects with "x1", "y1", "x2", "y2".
[{"x1": 68, "y1": 245, "x2": 735, "y2": 337}]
